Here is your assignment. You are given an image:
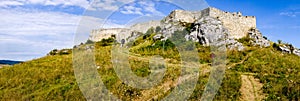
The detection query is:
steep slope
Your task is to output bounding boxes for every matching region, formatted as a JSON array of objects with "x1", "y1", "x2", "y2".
[
  {"x1": 1, "y1": 8, "x2": 300, "y2": 100},
  {"x1": 1, "y1": 32, "x2": 300, "y2": 100},
  {"x1": 0, "y1": 55, "x2": 85, "y2": 100}
]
